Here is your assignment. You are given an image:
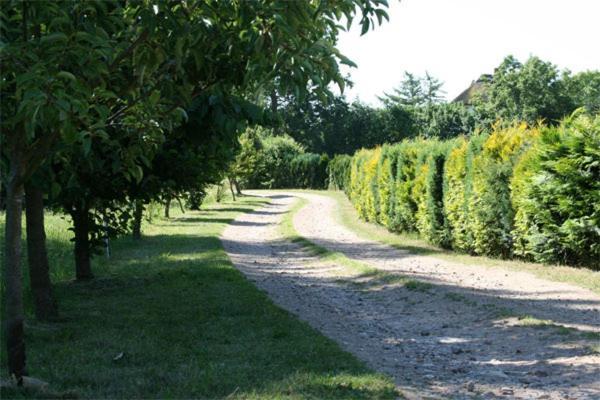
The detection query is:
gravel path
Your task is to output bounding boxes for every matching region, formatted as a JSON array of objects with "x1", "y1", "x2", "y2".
[{"x1": 221, "y1": 191, "x2": 600, "y2": 399}]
